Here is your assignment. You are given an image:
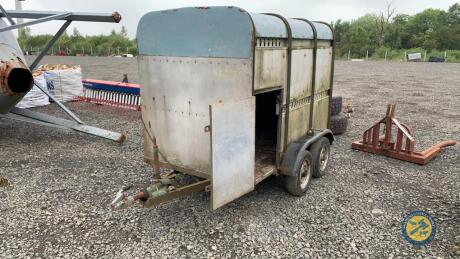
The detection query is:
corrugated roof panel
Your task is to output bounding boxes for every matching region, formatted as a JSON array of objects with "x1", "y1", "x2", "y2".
[
  {"x1": 249, "y1": 13, "x2": 287, "y2": 38},
  {"x1": 287, "y1": 18, "x2": 314, "y2": 39},
  {"x1": 249, "y1": 13, "x2": 332, "y2": 40},
  {"x1": 312, "y1": 22, "x2": 333, "y2": 40}
]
